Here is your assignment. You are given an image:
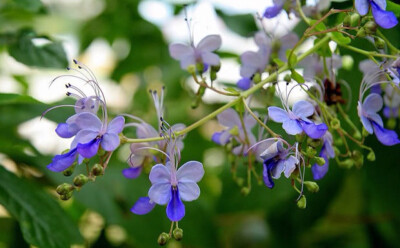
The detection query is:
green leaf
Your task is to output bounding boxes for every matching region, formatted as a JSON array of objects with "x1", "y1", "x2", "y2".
[
  {"x1": 286, "y1": 49, "x2": 297, "y2": 67},
  {"x1": 0, "y1": 166, "x2": 83, "y2": 248},
  {"x1": 314, "y1": 38, "x2": 332, "y2": 57},
  {"x1": 387, "y1": 1, "x2": 400, "y2": 17},
  {"x1": 8, "y1": 29, "x2": 68, "y2": 68},
  {"x1": 309, "y1": 20, "x2": 327, "y2": 32},
  {"x1": 217, "y1": 12, "x2": 258, "y2": 37},
  {"x1": 13, "y1": 0, "x2": 43, "y2": 12},
  {"x1": 273, "y1": 58, "x2": 285, "y2": 67},
  {"x1": 331, "y1": 31, "x2": 351, "y2": 45},
  {"x1": 291, "y1": 69, "x2": 305, "y2": 84},
  {"x1": 224, "y1": 87, "x2": 240, "y2": 94}
]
